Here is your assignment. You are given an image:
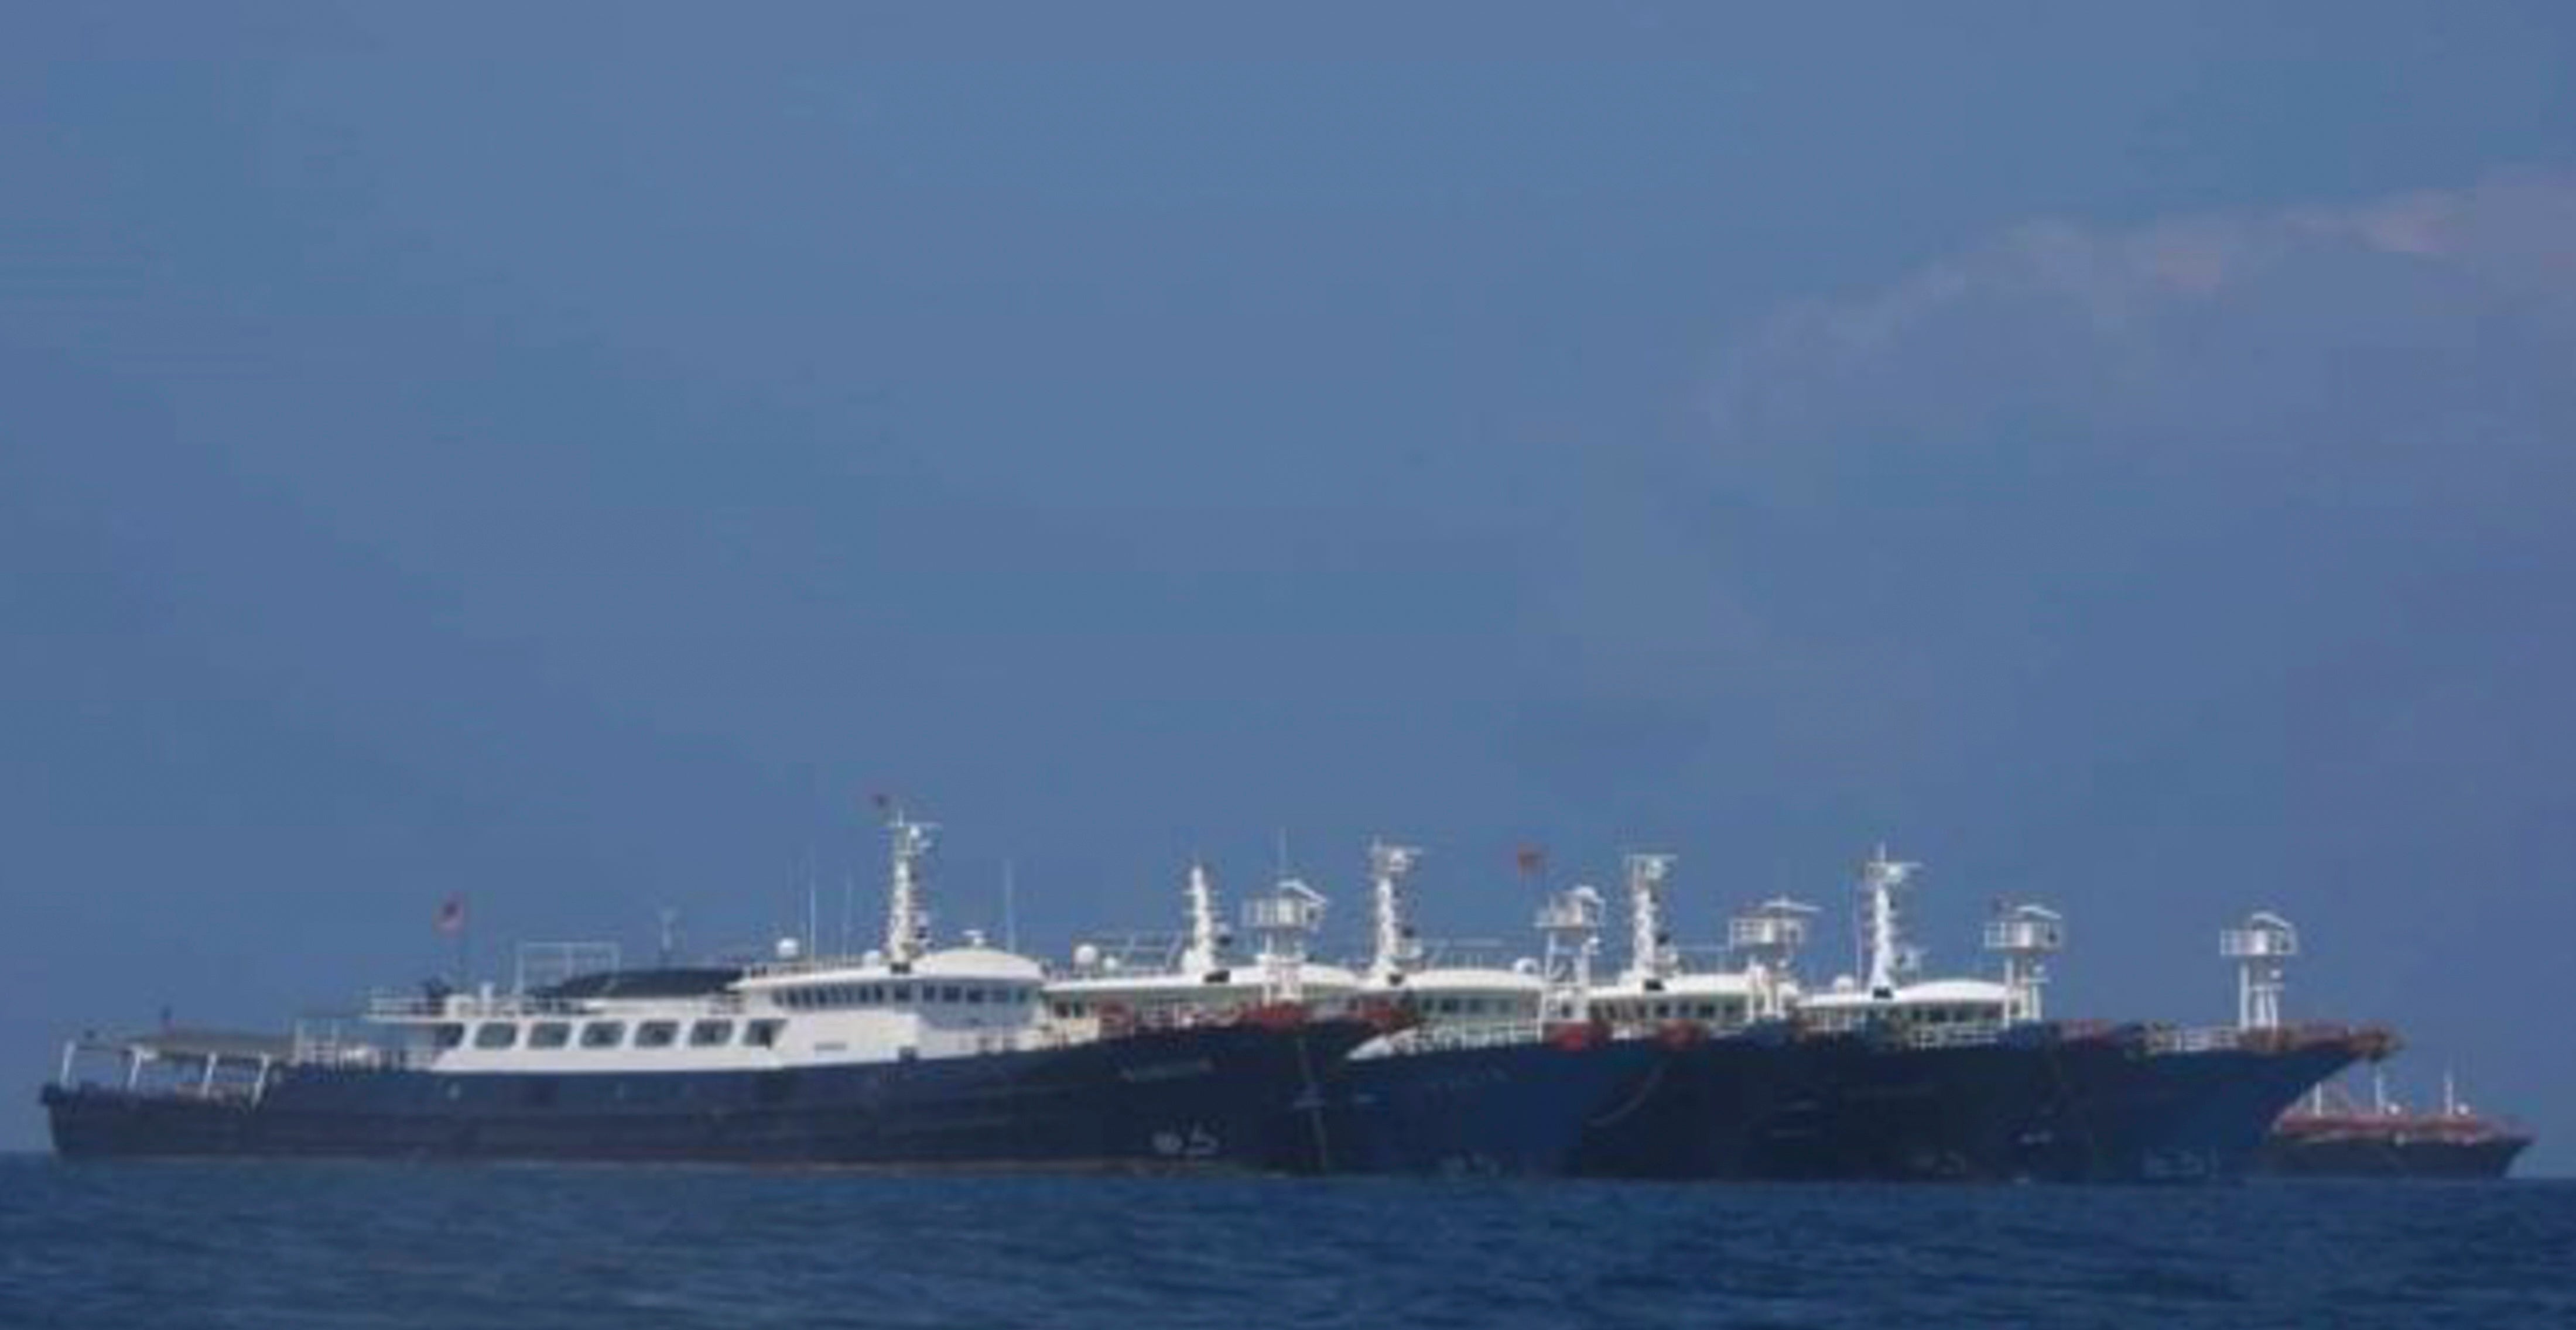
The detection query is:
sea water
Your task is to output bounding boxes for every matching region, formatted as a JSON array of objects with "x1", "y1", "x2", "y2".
[{"x1": 1, "y1": 1156, "x2": 2567, "y2": 1328}]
